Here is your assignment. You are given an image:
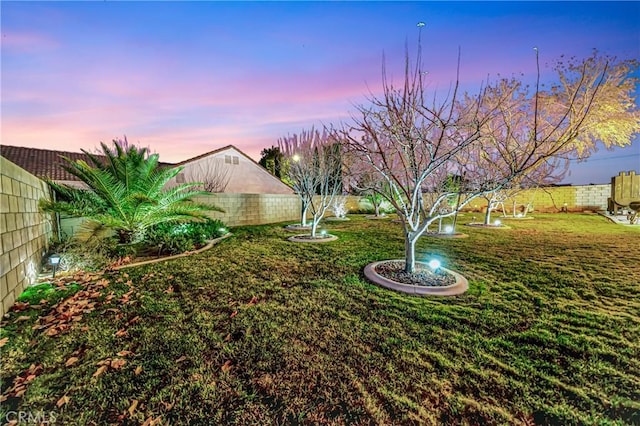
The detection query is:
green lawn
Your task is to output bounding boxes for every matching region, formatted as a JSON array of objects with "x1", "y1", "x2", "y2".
[{"x1": 1, "y1": 214, "x2": 639, "y2": 425}]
